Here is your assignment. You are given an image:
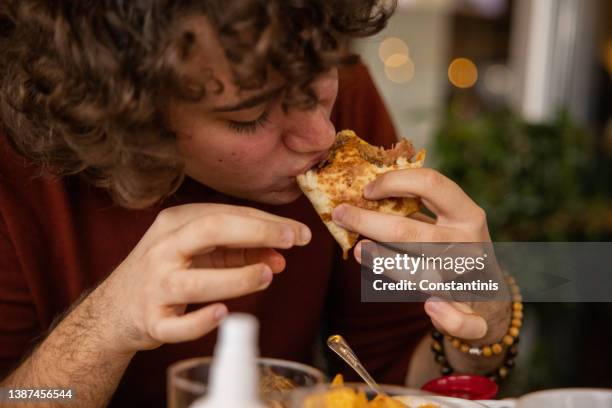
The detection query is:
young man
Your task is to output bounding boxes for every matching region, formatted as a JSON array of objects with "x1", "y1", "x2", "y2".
[{"x1": 0, "y1": 1, "x2": 511, "y2": 407}]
